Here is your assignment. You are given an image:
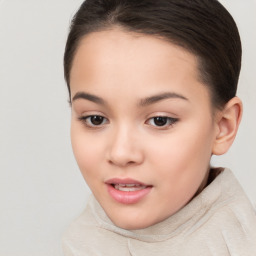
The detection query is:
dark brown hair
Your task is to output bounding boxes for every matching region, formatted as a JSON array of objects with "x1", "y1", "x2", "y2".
[{"x1": 64, "y1": 0, "x2": 242, "y2": 109}]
